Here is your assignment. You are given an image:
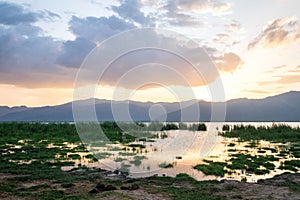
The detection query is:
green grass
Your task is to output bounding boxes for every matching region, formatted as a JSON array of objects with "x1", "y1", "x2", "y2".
[
  {"x1": 279, "y1": 160, "x2": 300, "y2": 172},
  {"x1": 188, "y1": 123, "x2": 207, "y2": 131},
  {"x1": 161, "y1": 123, "x2": 179, "y2": 131},
  {"x1": 130, "y1": 156, "x2": 147, "y2": 166},
  {"x1": 142, "y1": 174, "x2": 224, "y2": 200},
  {"x1": 227, "y1": 153, "x2": 277, "y2": 174},
  {"x1": 222, "y1": 125, "x2": 230, "y2": 131},
  {"x1": 0, "y1": 122, "x2": 131, "y2": 199},
  {"x1": 221, "y1": 124, "x2": 300, "y2": 143},
  {"x1": 228, "y1": 143, "x2": 236, "y2": 147},
  {"x1": 159, "y1": 162, "x2": 174, "y2": 168},
  {"x1": 194, "y1": 162, "x2": 227, "y2": 177}
]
